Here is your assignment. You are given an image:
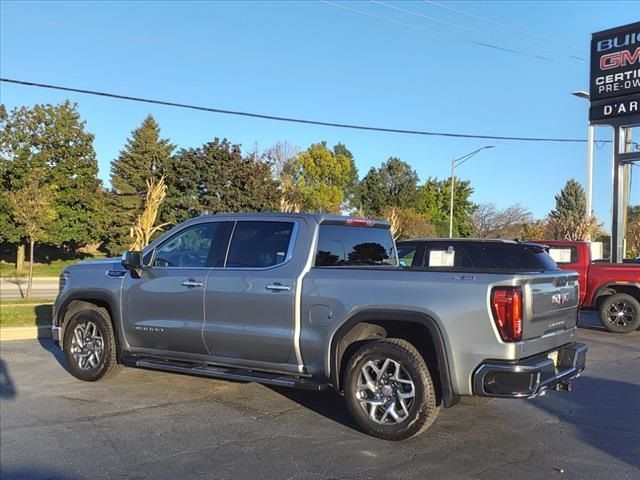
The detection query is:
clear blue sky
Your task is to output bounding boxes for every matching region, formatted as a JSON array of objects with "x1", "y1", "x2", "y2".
[{"x1": 1, "y1": 1, "x2": 638, "y2": 230}]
